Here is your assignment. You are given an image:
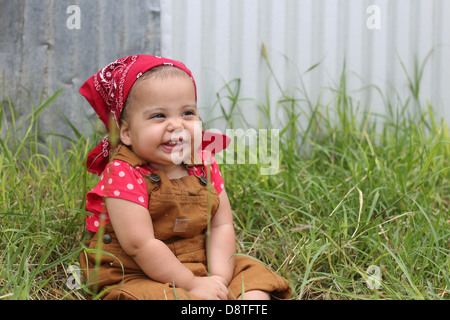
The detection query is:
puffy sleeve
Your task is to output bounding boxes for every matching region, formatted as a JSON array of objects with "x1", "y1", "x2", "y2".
[{"x1": 85, "y1": 160, "x2": 148, "y2": 232}]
